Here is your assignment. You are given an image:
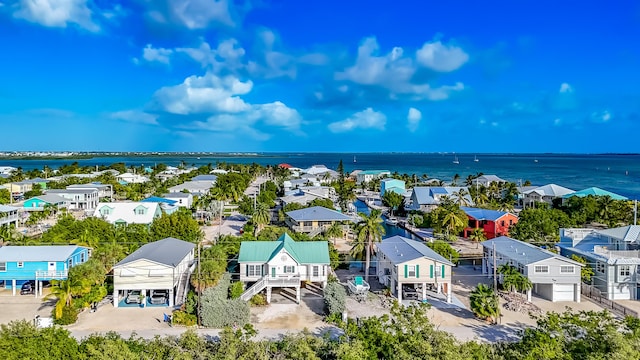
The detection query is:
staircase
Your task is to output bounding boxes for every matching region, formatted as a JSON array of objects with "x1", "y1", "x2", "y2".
[
  {"x1": 175, "y1": 261, "x2": 196, "y2": 307},
  {"x1": 240, "y1": 275, "x2": 268, "y2": 301},
  {"x1": 308, "y1": 227, "x2": 323, "y2": 238}
]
